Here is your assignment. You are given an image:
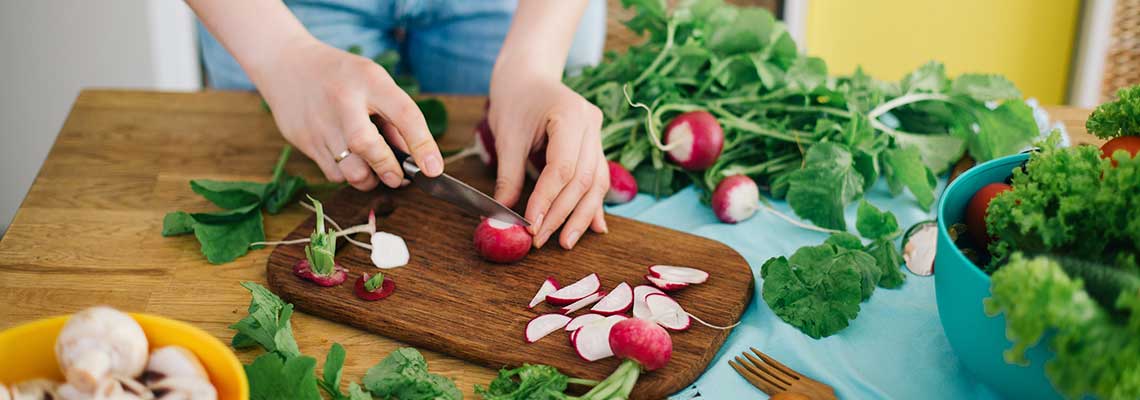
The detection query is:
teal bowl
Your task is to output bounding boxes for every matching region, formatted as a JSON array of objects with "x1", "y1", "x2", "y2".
[{"x1": 934, "y1": 153, "x2": 1062, "y2": 400}]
